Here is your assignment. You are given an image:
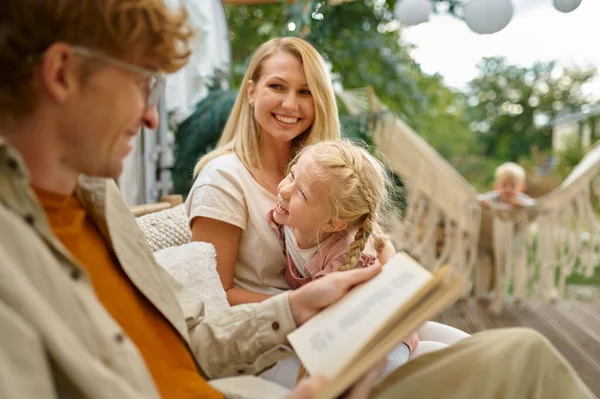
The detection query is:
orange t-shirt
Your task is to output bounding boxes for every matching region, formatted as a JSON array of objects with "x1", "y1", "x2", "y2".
[{"x1": 34, "y1": 187, "x2": 222, "y2": 399}]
